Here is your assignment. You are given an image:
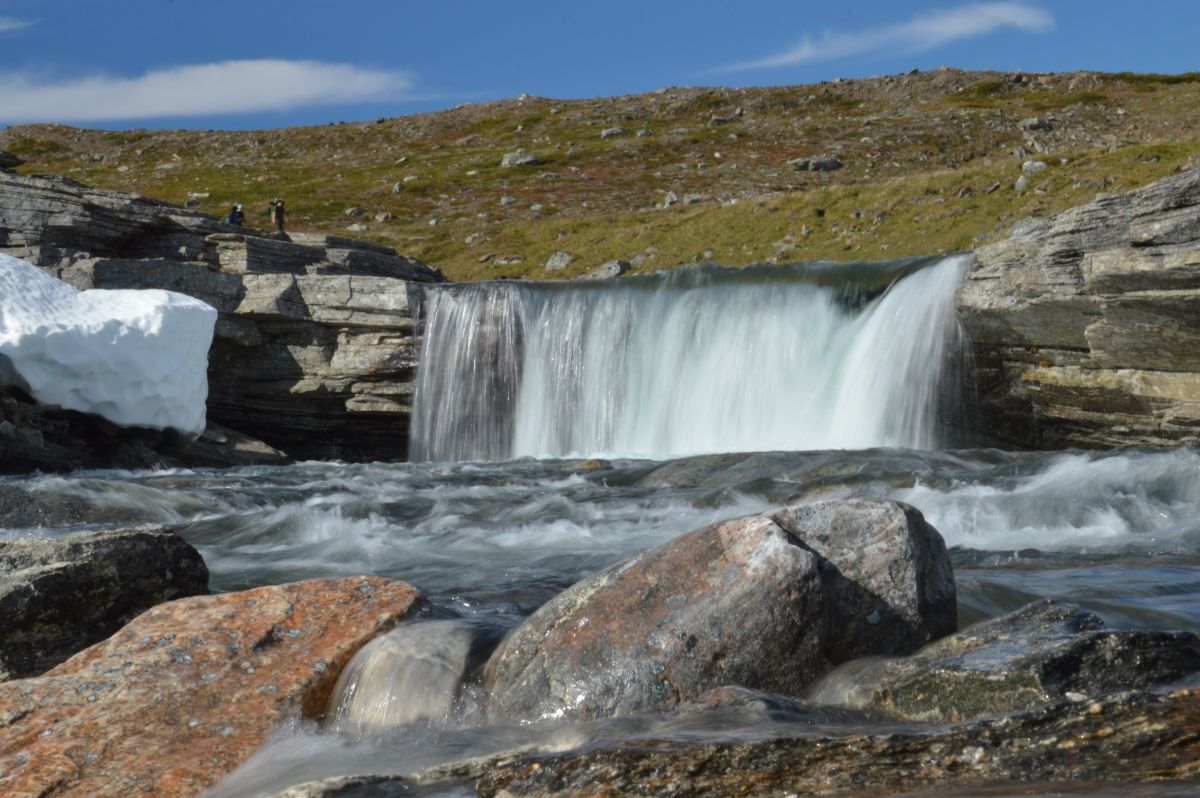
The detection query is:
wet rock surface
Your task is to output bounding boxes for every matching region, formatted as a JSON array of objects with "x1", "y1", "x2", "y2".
[
  {"x1": 484, "y1": 499, "x2": 955, "y2": 723},
  {"x1": 809, "y1": 599, "x2": 1200, "y2": 721},
  {"x1": 475, "y1": 687, "x2": 1200, "y2": 797},
  {"x1": 0, "y1": 526, "x2": 208, "y2": 680},
  {"x1": 0, "y1": 169, "x2": 444, "y2": 462},
  {"x1": 0, "y1": 575, "x2": 425, "y2": 798},
  {"x1": 958, "y1": 165, "x2": 1200, "y2": 449}
]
